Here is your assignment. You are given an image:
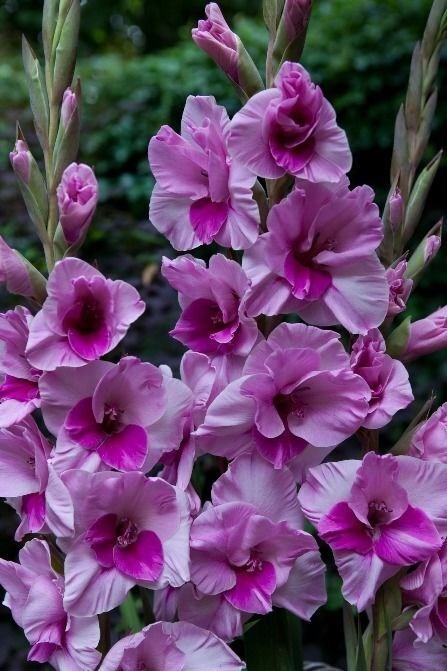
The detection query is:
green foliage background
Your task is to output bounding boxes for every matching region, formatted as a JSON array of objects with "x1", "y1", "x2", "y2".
[{"x1": 0, "y1": 1, "x2": 446, "y2": 668}]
